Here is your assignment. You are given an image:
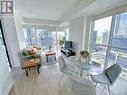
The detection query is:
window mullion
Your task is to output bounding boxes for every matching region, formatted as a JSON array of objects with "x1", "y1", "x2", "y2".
[
  {"x1": 104, "y1": 16, "x2": 116, "y2": 69},
  {"x1": 89, "y1": 21, "x2": 95, "y2": 57}
]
